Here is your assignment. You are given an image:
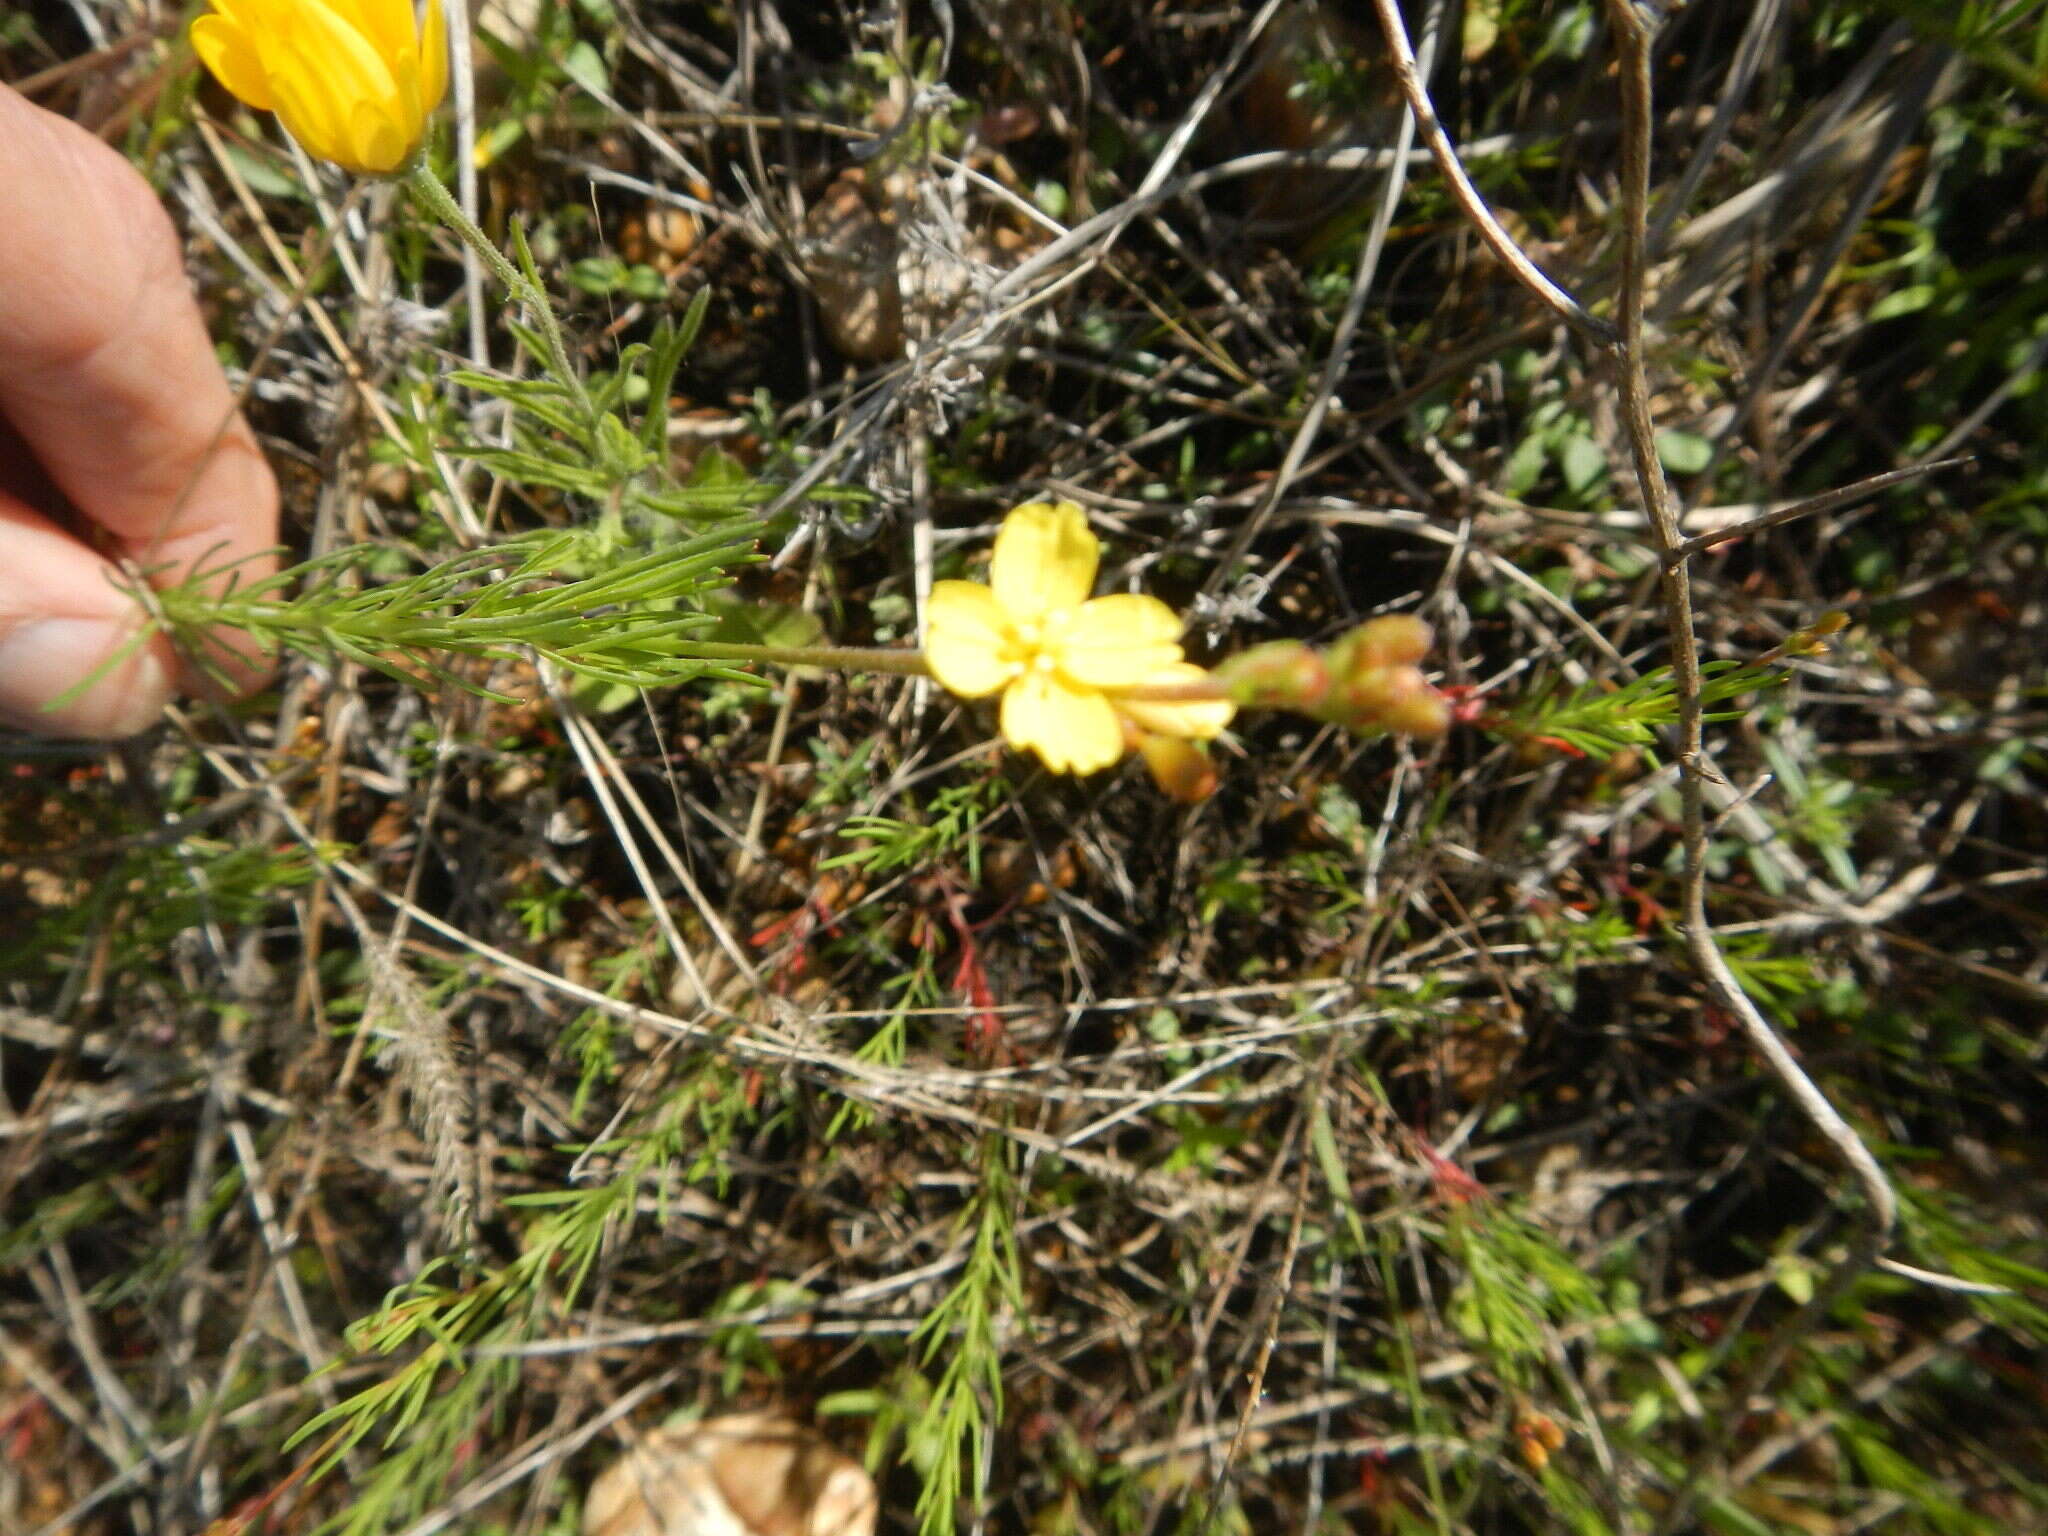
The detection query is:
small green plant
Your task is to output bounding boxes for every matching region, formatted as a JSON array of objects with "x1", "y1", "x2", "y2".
[
  {"x1": 285, "y1": 1054, "x2": 770, "y2": 1534},
  {"x1": 906, "y1": 1137, "x2": 1026, "y2": 1536},
  {"x1": 826, "y1": 948, "x2": 940, "y2": 1138},
  {"x1": 1526, "y1": 901, "x2": 1639, "y2": 1010},
  {"x1": 1441, "y1": 1202, "x2": 1603, "y2": 1384},
  {"x1": 824, "y1": 777, "x2": 1003, "y2": 882},
  {"x1": 162, "y1": 523, "x2": 760, "y2": 701},
  {"x1": 1754, "y1": 724, "x2": 1879, "y2": 895},
  {"x1": 1, "y1": 836, "x2": 324, "y2": 984},
  {"x1": 445, "y1": 297, "x2": 767, "y2": 537},
  {"x1": 708, "y1": 1279, "x2": 821, "y2": 1396},
  {"x1": 1500, "y1": 658, "x2": 1787, "y2": 762},
  {"x1": 818, "y1": 1138, "x2": 1024, "y2": 1536}
]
